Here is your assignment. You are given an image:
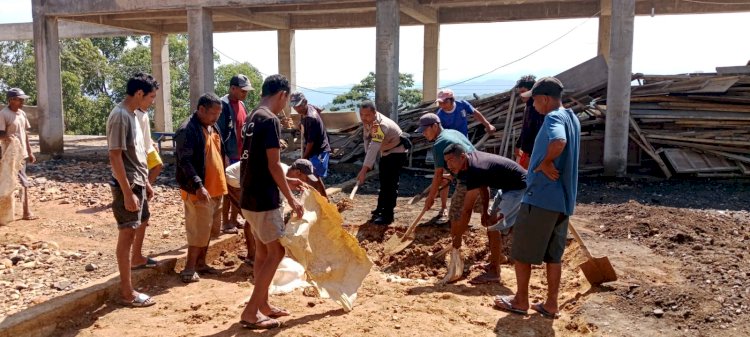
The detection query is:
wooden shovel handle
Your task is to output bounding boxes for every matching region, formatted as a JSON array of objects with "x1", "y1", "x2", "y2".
[
  {"x1": 402, "y1": 208, "x2": 428, "y2": 239},
  {"x1": 568, "y1": 222, "x2": 594, "y2": 260}
]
